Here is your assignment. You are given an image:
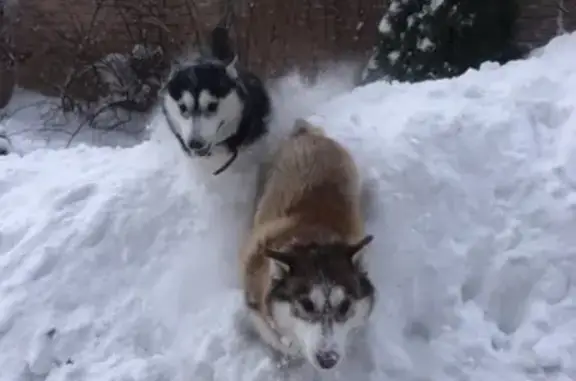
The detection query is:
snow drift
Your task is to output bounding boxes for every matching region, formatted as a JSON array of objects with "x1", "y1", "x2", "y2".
[{"x1": 1, "y1": 33, "x2": 576, "y2": 381}]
